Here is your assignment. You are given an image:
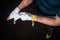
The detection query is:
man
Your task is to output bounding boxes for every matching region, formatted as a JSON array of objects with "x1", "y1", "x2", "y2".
[
  {"x1": 7, "y1": 0, "x2": 60, "y2": 26},
  {"x1": 7, "y1": 0, "x2": 60, "y2": 39}
]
